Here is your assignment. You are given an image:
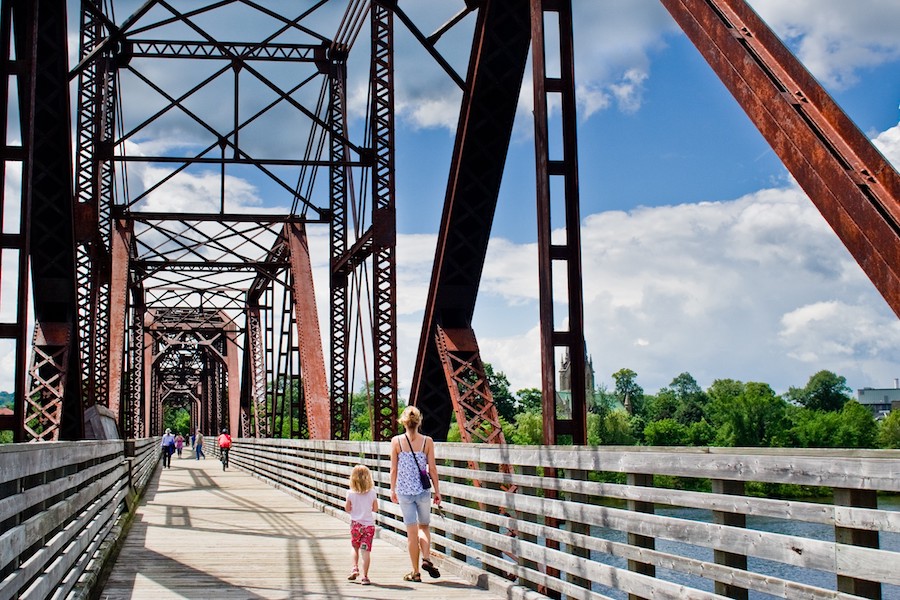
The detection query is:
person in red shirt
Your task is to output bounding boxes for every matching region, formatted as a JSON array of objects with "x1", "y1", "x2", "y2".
[{"x1": 217, "y1": 428, "x2": 232, "y2": 471}]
